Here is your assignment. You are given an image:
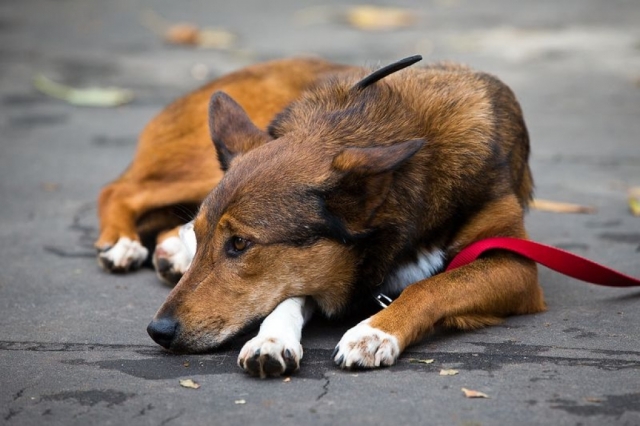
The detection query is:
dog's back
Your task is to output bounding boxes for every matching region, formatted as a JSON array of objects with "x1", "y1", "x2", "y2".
[{"x1": 269, "y1": 63, "x2": 533, "y2": 262}]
